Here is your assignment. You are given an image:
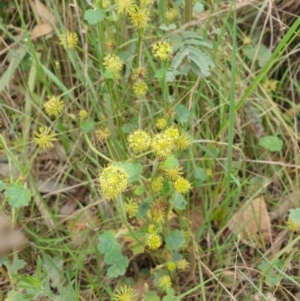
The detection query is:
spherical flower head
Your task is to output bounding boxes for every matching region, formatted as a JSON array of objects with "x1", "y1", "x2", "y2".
[
  {"x1": 128, "y1": 130, "x2": 151, "y2": 153},
  {"x1": 113, "y1": 285, "x2": 137, "y2": 301},
  {"x1": 151, "y1": 176, "x2": 164, "y2": 194},
  {"x1": 43, "y1": 96, "x2": 64, "y2": 117},
  {"x1": 59, "y1": 31, "x2": 78, "y2": 49},
  {"x1": 158, "y1": 275, "x2": 172, "y2": 290},
  {"x1": 34, "y1": 127, "x2": 57, "y2": 149},
  {"x1": 99, "y1": 166, "x2": 129, "y2": 200},
  {"x1": 124, "y1": 198, "x2": 139, "y2": 218},
  {"x1": 173, "y1": 177, "x2": 191, "y2": 194},
  {"x1": 147, "y1": 233, "x2": 162, "y2": 250},
  {"x1": 286, "y1": 219, "x2": 300, "y2": 232},
  {"x1": 95, "y1": 128, "x2": 111, "y2": 142},
  {"x1": 103, "y1": 54, "x2": 123, "y2": 79},
  {"x1": 131, "y1": 66, "x2": 147, "y2": 81},
  {"x1": 177, "y1": 258, "x2": 190, "y2": 270},
  {"x1": 166, "y1": 8, "x2": 178, "y2": 23},
  {"x1": 102, "y1": 0, "x2": 111, "y2": 9},
  {"x1": 133, "y1": 81, "x2": 148, "y2": 96},
  {"x1": 155, "y1": 118, "x2": 167, "y2": 130},
  {"x1": 164, "y1": 127, "x2": 179, "y2": 141},
  {"x1": 242, "y1": 36, "x2": 252, "y2": 45},
  {"x1": 175, "y1": 133, "x2": 191, "y2": 151},
  {"x1": 129, "y1": 7, "x2": 150, "y2": 29},
  {"x1": 166, "y1": 261, "x2": 176, "y2": 271},
  {"x1": 164, "y1": 166, "x2": 183, "y2": 181},
  {"x1": 152, "y1": 42, "x2": 172, "y2": 60},
  {"x1": 151, "y1": 133, "x2": 175, "y2": 158},
  {"x1": 148, "y1": 224, "x2": 159, "y2": 234},
  {"x1": 79, "y1": 110, "x2": 88, "y2": 120},
  {"x1": 114, "y1": 0, "x2": 136, "y2": 15},
  {"x1": 262, "y1": 79, "x2": 278, "y2": 92}
]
